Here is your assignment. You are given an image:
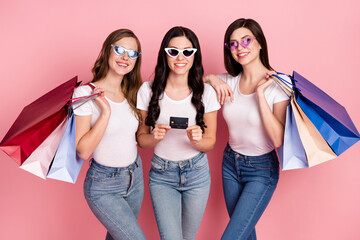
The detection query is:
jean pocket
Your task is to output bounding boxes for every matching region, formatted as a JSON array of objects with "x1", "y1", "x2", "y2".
[
  {"x1": 150, "y1": 159, "x2": 164, "y2": 172},
  {"x1": 247, "y1": 158, "x2": 272, "y2": 170},
  {"x1": 85, "y1": 167, "x2": 115, "y2": 182},
  {"x1": 193, "y1": 155, "x2": 208, "y2": 170}
]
